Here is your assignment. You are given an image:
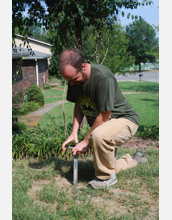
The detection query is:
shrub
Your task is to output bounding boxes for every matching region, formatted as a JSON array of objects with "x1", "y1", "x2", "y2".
[
  {"x1": 20, "y1": 101, "x2": 40, "y2": 115},
  {"x1": 26, "y1": 84, "x2": 44, "y2": 107},
  {"x1": 12, "y1": 122, "x2": 27, "y2": 134},
  {"x1": 43, "y1": 83, "x2": 51, "y2": 89},
  {"x1": 136, "y1": 125, "x2": 159, "y2": 140},
  {"x1": 12, "y1": 91, "x2": 25, "y2": 123}
]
